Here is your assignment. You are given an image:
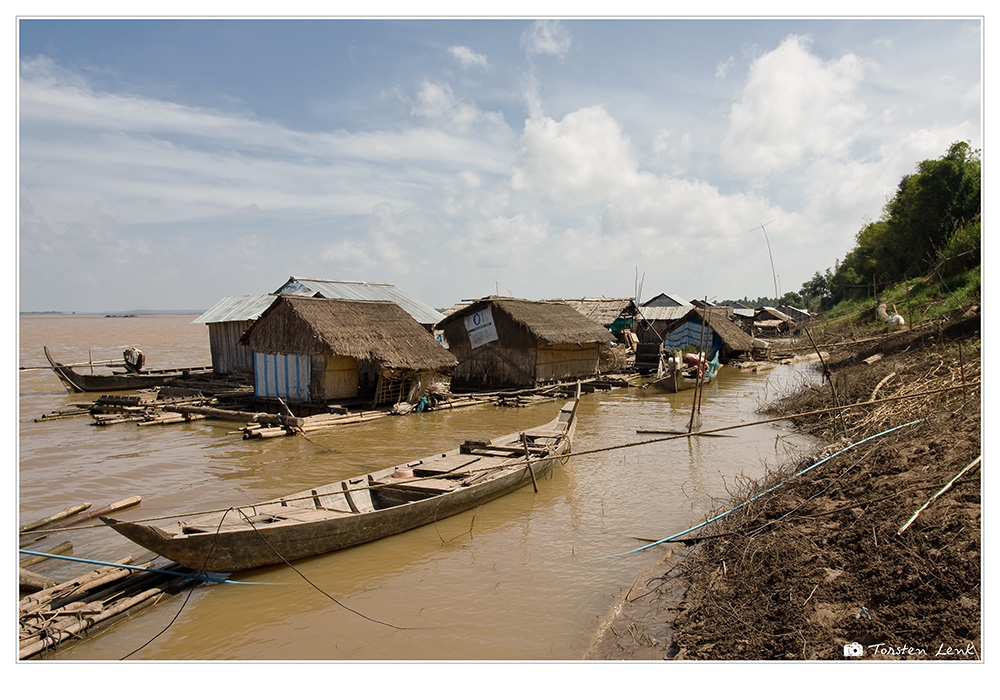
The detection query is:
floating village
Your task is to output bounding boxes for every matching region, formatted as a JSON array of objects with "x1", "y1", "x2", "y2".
[{"x1": 18, "y1": 275, "x2": 981, "y2": 660}]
